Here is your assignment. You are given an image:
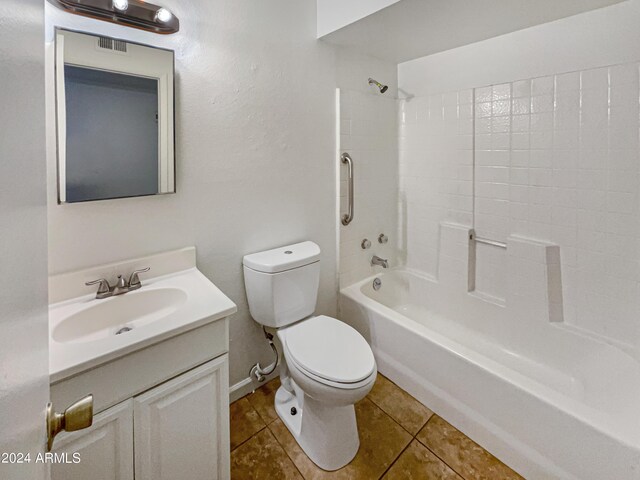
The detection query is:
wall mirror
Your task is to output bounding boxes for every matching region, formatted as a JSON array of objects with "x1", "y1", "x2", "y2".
[{"x1": 55, "y1": 29, "x2": 175, "y2": 203}]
